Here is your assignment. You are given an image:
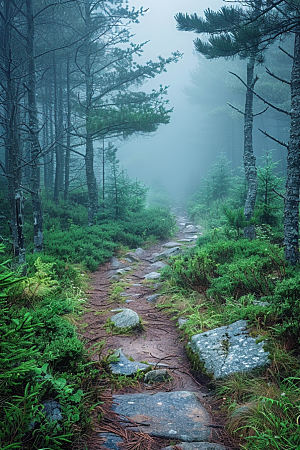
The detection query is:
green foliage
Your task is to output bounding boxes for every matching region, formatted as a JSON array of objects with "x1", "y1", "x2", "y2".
[
  {"x1": 257, "y1": 151, "x2": 284, "y2": 227},
  {"x1": 44, "y1": 206, "x2": 175, "y2": 270},
  {"x1": 223, "y1": 206, "x2": 257, "y2": 239},
  {"x1": 164, "y1": 238, "x2": 285, "y2": 301},
  {"x1": 187, "y1": 154, "x2": 246, "y2": 228},
  {"x1": 0, "y1": 246, "x2": 96, "y2": 450}
]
